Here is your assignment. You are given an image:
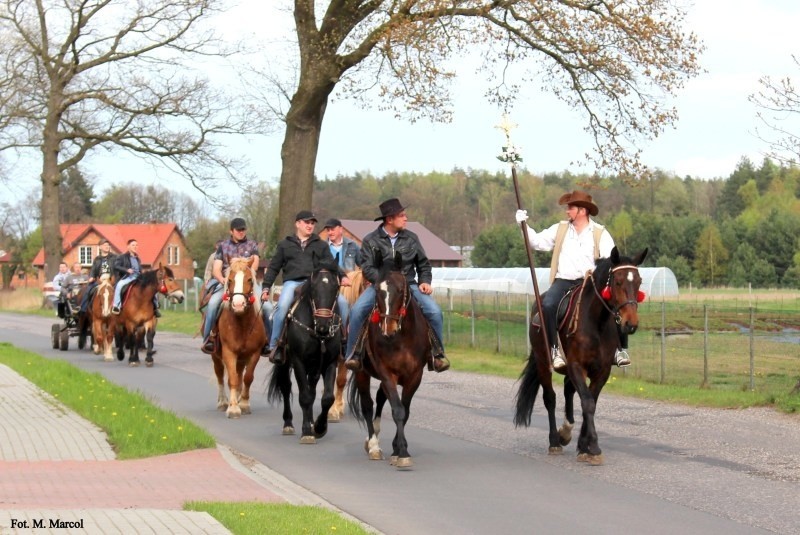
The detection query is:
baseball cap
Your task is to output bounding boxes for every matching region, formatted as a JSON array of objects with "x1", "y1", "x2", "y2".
[
  {"x1": 323, "y1": 218, "x2": 342, "y2": 229},
  {"x1": 230, "y1": 217, "x2": 247, "y2": 230},
  {"x1": 295, "y1": 210, "x2": 318, "y2": 222}
]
